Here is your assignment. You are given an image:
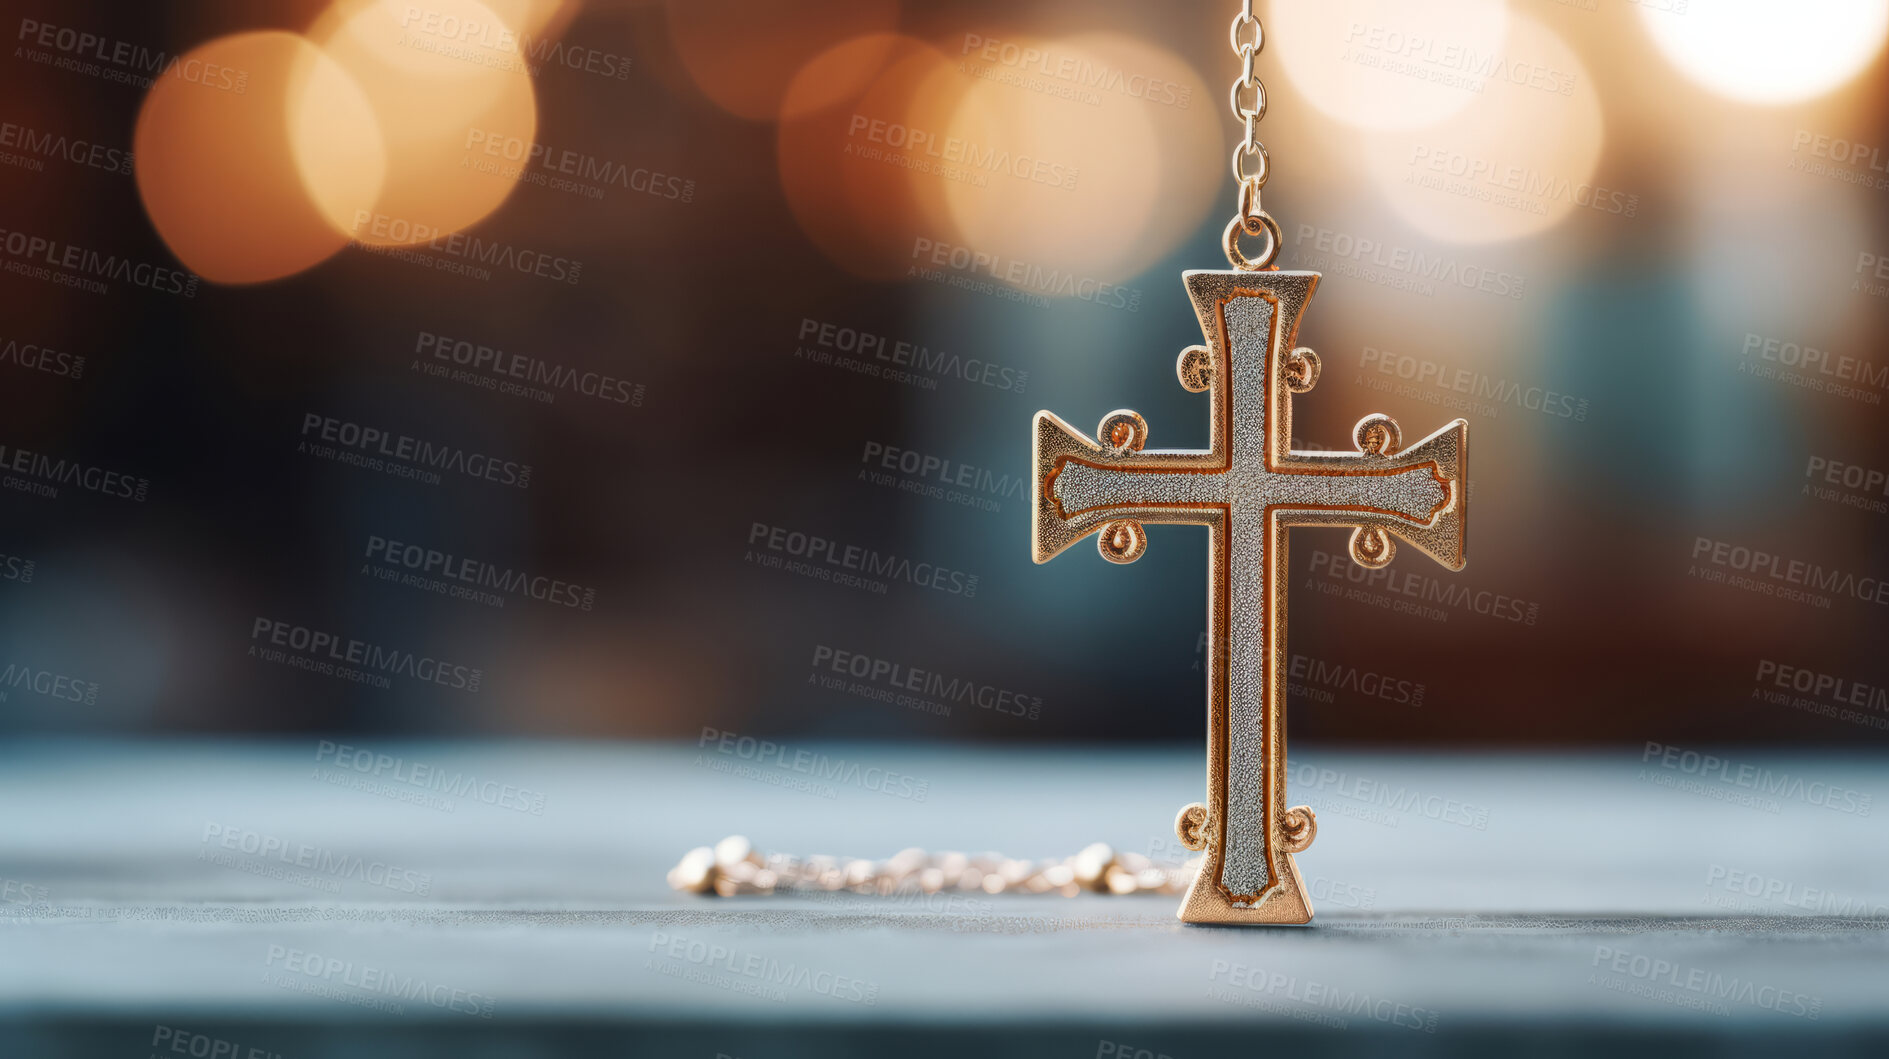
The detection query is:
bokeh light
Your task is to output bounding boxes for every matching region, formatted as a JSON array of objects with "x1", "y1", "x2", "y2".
[
  {"x1": 778, "y1": 28, "x2": 1218, "y2": 293},
  {"x1": 666, "y1": 0, "x2": 900, "y2": 121},
  {"x1": 1360, "y1": 14, "x2": 1602, "y2": 245},
  {"x1": 303, "y1": 0, "x2": 539, "y2": 246},
  {"x1": 1066, "y1": 32, "x2": 1222, "y2": 280},
  {"x1": 940, "y1": 31, "x2": 1217, "y2": 291},
  {"x1": 135, "y1": 31, "x2": 382, "y2": 283},
  {"x1": 1268, "y1": 0, "x2": 1509, "y2": 131},
  {"x1": 778, "y1": 34, "x2": 960, "y2": 280},
  {"x1": 1637, "y1": 0, "x2": 1889, "y2": 105},
  {"x1": 485, "y1": 0, "x2": 576, "y2": 38}
]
